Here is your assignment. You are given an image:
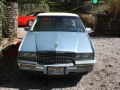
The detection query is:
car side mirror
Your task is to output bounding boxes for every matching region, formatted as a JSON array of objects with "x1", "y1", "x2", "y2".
[
  {"x1": 86, "y1": 28, "x2": 93, "y2": 33},
  {"x1": 24, "y1": 27, "x2": 30, "y2": 31},
  {"x1": 28, "y1": 20, "x2": 34, "y2": 27}
]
